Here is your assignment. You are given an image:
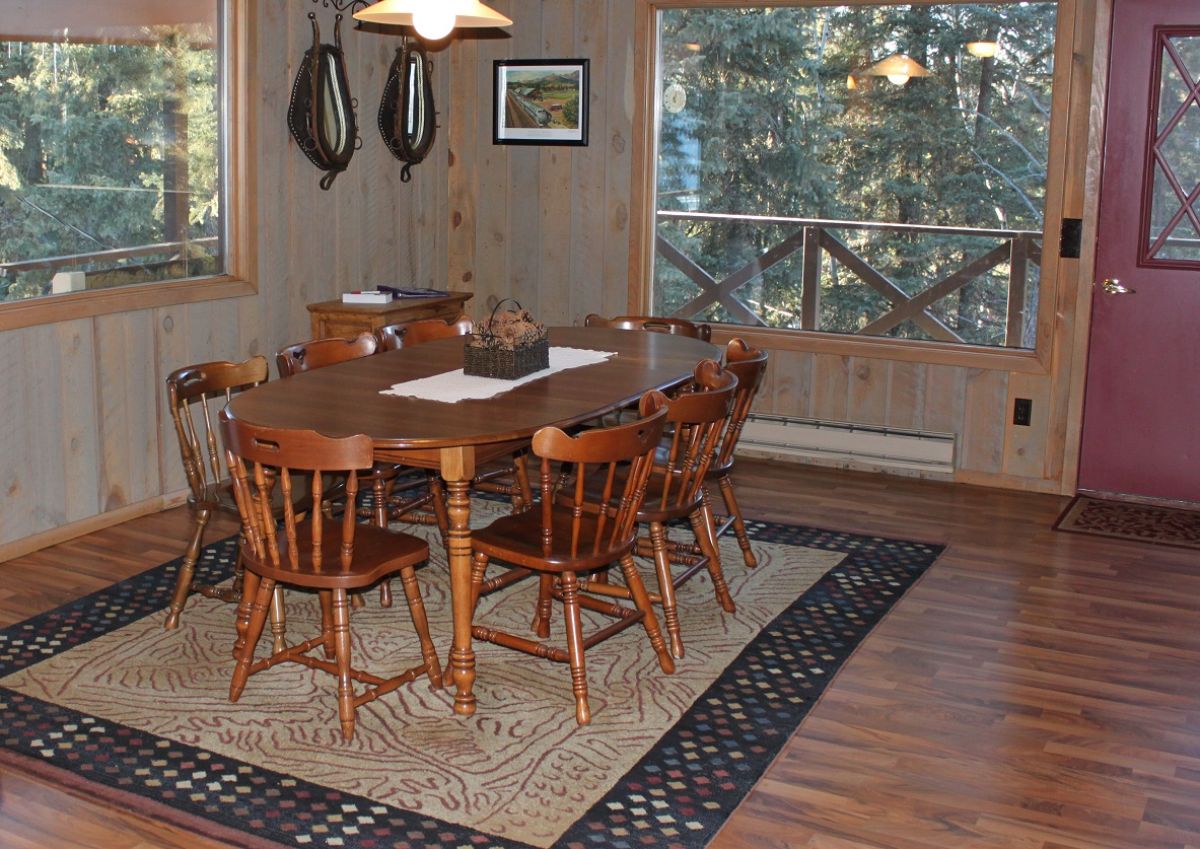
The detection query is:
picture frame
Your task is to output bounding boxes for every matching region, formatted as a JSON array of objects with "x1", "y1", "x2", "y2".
[{"x1": 493, "y1": 59, "x2": 589, "y2": 146}]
